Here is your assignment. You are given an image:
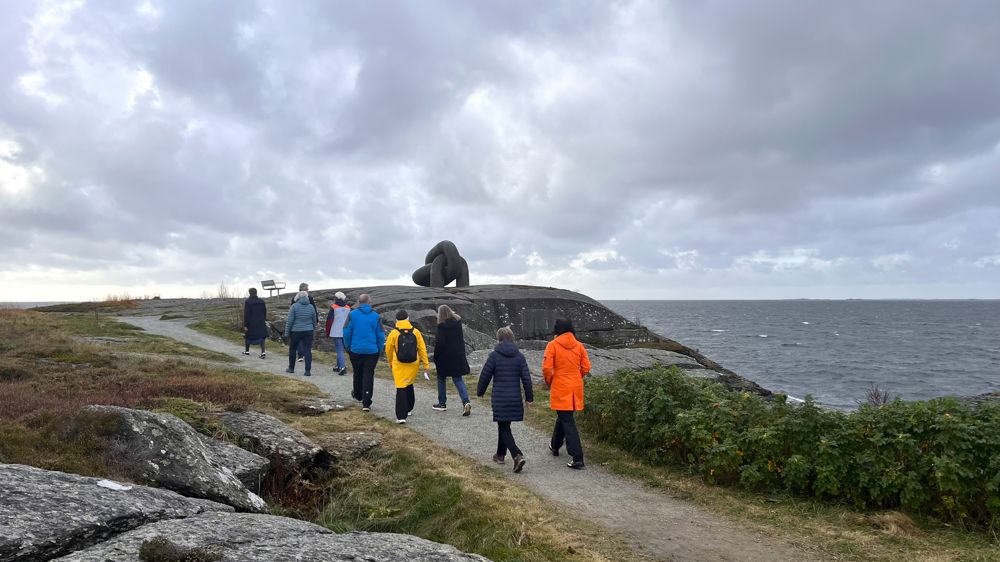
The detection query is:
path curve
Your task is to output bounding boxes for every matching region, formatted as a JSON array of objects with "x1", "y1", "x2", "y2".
[{"x1": 120, "y1": 316, "x2": 821, "y2": 562}]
